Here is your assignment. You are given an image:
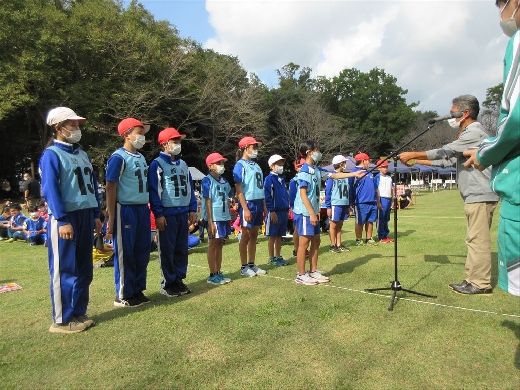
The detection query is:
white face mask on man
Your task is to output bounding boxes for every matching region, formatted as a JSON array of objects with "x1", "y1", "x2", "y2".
[
  {"x1": 447, "y1": 118, "x2": 460, "y2": 129},
  {"x1": 500, "y1": 0, "x2": 520, "y2": 37}
]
